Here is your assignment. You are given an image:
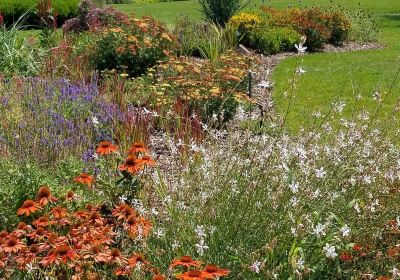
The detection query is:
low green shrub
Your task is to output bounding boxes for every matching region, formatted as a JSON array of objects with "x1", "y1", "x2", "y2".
[
  {"x1": 249, "y1": 26, "x2": 300, "y2": 54},
  {"x1": 229, "y1": 6, "x2": 362, "y2": 52},
  {"x1": 0, "y1": 0, "x2": 79, "y2": 26}
]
